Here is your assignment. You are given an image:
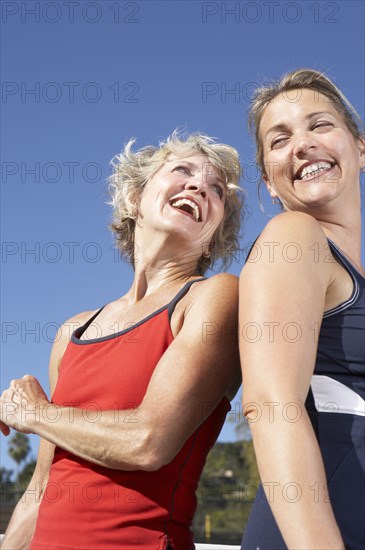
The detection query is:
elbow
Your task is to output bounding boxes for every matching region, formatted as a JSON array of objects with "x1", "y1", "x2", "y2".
[
  {"x1": 242, "y1": 388, "x2": 307, "y2": 431},
  {"x1": 139, "y1": 455, "x2": 166, "y2": 472},
  {"x1": 134, "y1": 427, "x2": 176, "y2": 472},
  {"x1": 107, "y1": 429, "x2": 169, "y2": 472},
  {"x1": 101, "y1": 421, "x2": 174, "y2": 472},
  {"x1": 242, "y1": 386, "x2": 265, "y2": 421}
]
